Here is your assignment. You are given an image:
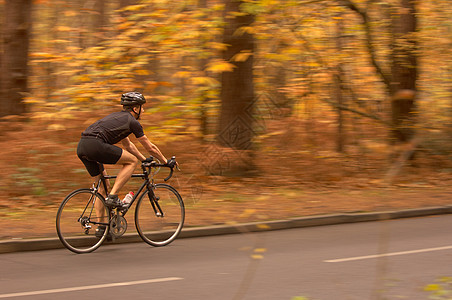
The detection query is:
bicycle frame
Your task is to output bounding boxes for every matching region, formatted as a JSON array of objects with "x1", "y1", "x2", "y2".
[{"x1": 92, "y1": 166, "x2": 162, "y2": 218}]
